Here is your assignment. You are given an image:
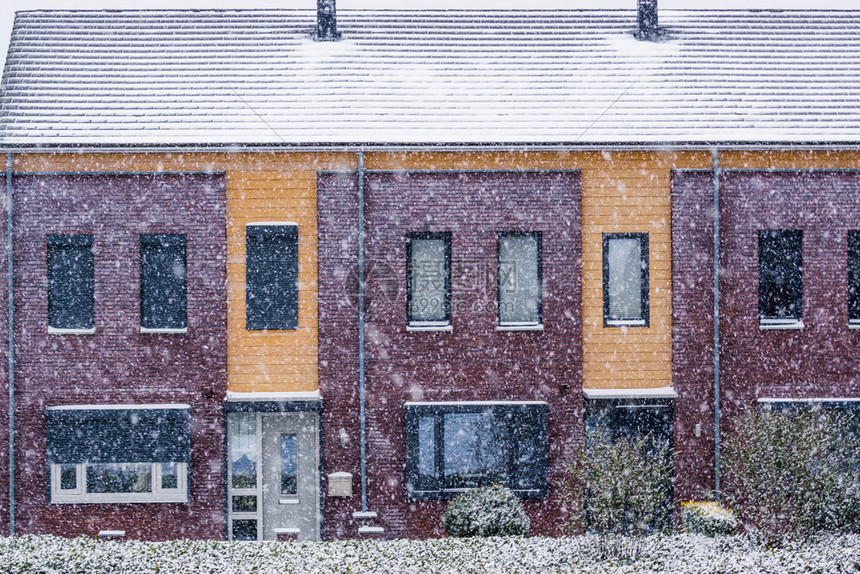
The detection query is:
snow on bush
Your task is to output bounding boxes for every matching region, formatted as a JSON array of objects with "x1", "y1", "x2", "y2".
[
  {"x1": 724, "y1": 406, "x2": 860, "y2": 544},
  {"x1": 1, "y1": 533, "x2": 859, "y2": 574},
  {"x1": 566, "y1": 429, "x2": 672, "y2": 537},
  {"x1": 441, "y1": 484, "x2": 530, "y2": 537},
  {"x1": 681, "y1": 501, "x2": 738, "y2": 536}
]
